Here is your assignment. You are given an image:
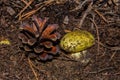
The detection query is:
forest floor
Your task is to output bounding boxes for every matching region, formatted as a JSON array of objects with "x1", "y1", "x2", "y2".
[{"x1": 0, "y1": 0, "x2": 120, "y2": 80}]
